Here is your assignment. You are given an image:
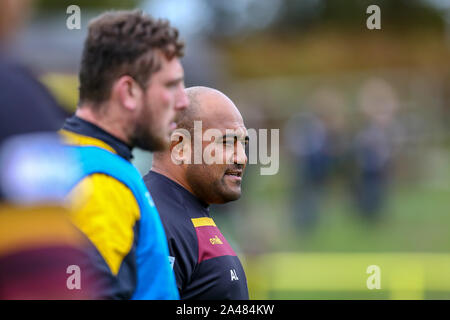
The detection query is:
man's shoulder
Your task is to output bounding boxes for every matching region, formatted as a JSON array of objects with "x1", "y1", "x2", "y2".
[
  {"x1": 60, "y1": 130, "x2": 117, "y2": 154},
  {"x1": 65, "y1": 143, "x2": 144, "y2": 201},
  {"x1": 70, "y1": 173, "x2": 140, "y2": 217},
  {"x1": 144, "y1": 172, "x2": 197, "y2": 234},
  {"x1": 144, "y1": 171, "x2": 186, "y2": 213}
]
